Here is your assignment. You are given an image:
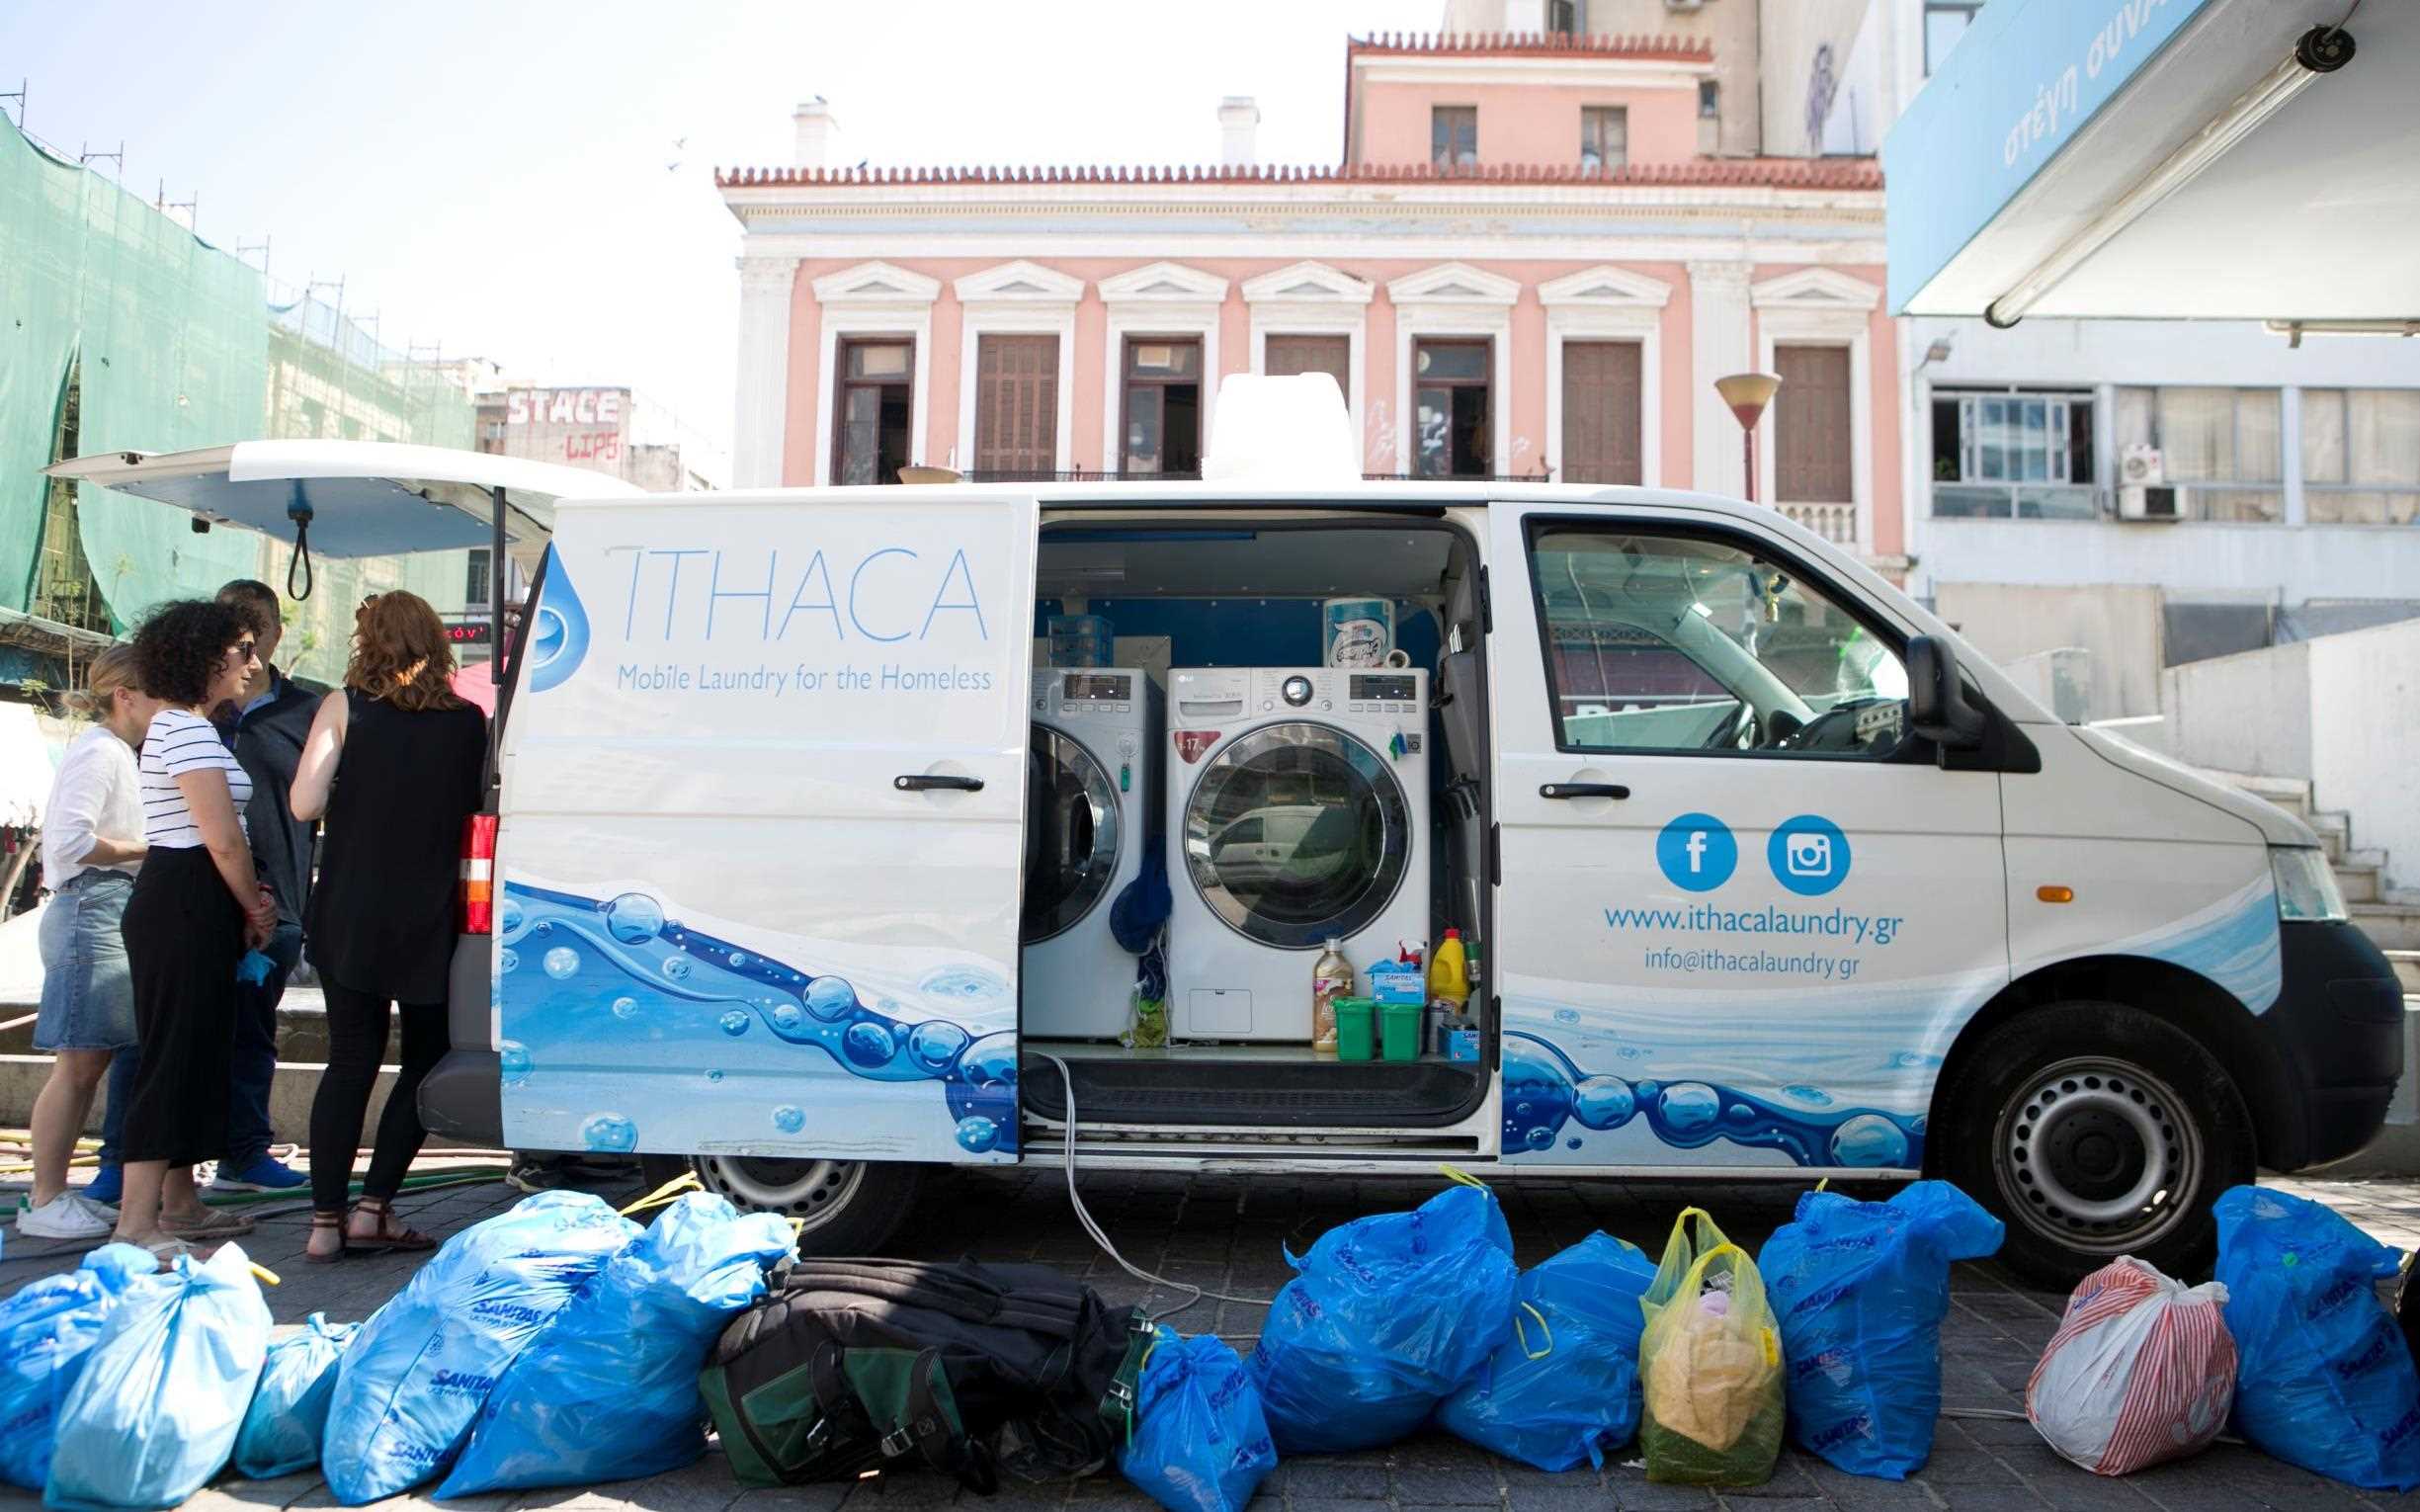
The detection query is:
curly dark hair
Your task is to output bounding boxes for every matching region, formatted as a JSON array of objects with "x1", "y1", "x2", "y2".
[{"x1": 129, "y1": 598, "x2": 250, "y2": 707}]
